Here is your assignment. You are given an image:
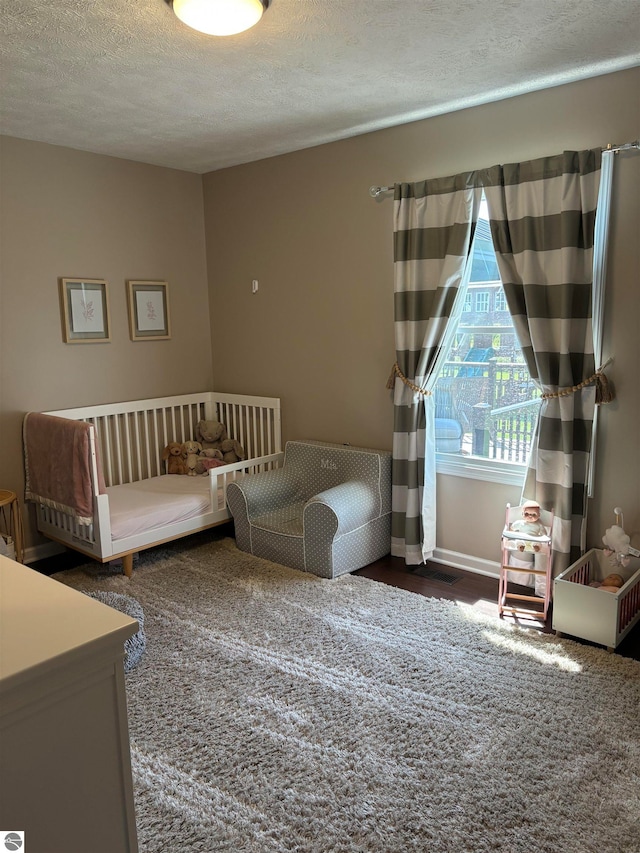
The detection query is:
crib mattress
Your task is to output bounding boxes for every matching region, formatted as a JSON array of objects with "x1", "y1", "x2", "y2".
[{"x1": 107, "y1": 475, "x2": 213, "y2": 541}]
